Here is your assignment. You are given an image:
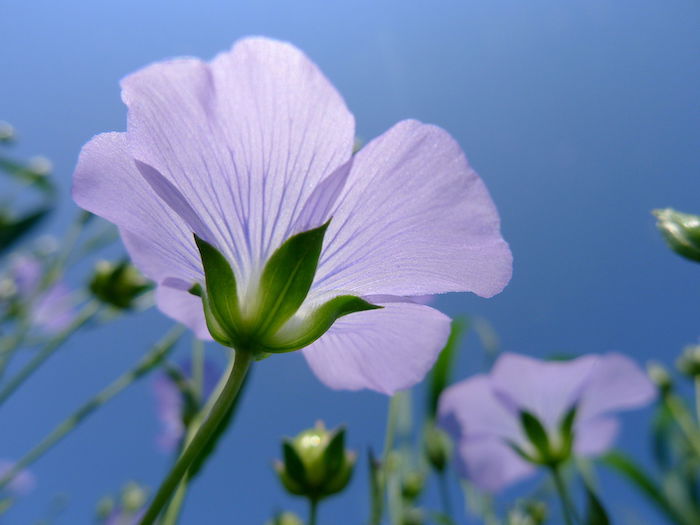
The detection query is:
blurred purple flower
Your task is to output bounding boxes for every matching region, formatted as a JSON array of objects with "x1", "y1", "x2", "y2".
[
  {"x1": 438, "y1": 352, "x2": 655, "y2": 492},
  {"x1": 0, "y1": 460, "x2": 35, "y2": 497},
  {"x1": 73, "y1": 37, "x2": 511, "y2": 394},
  {"x1": 152, "y1": 359, "x2": 220, "y2": 452},
  {"x1": 104, "y1": 509, "x2": 144, "y2": 525},
  {"x1": 4, "y1": 255, "x2": 74, "y2": 335}
]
